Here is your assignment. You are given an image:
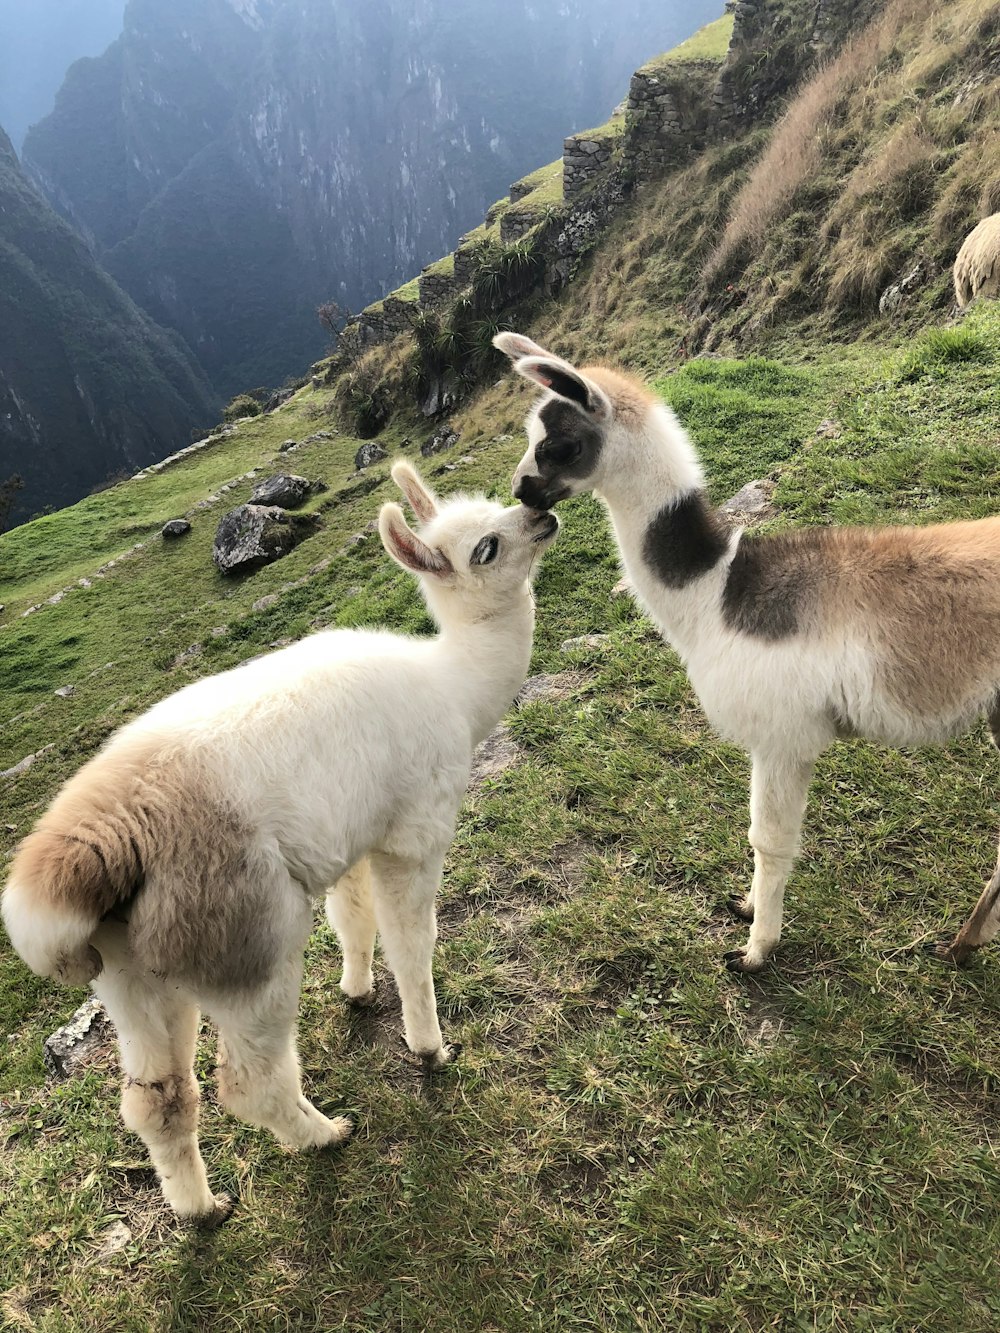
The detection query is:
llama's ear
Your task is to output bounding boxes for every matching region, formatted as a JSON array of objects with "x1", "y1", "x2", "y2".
[
  {"x1": 493, "y1": 331, "x2": 554, "y2": 362},
  {"x1": 514, "y1": 355, "x2": 612, "y2": 422},
  {"x1": 391, "y1": 460, "x2": 438, "y2": 524},
  {"x1": 379, "y1": 503, "x2": 452, "y2": 577}
]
